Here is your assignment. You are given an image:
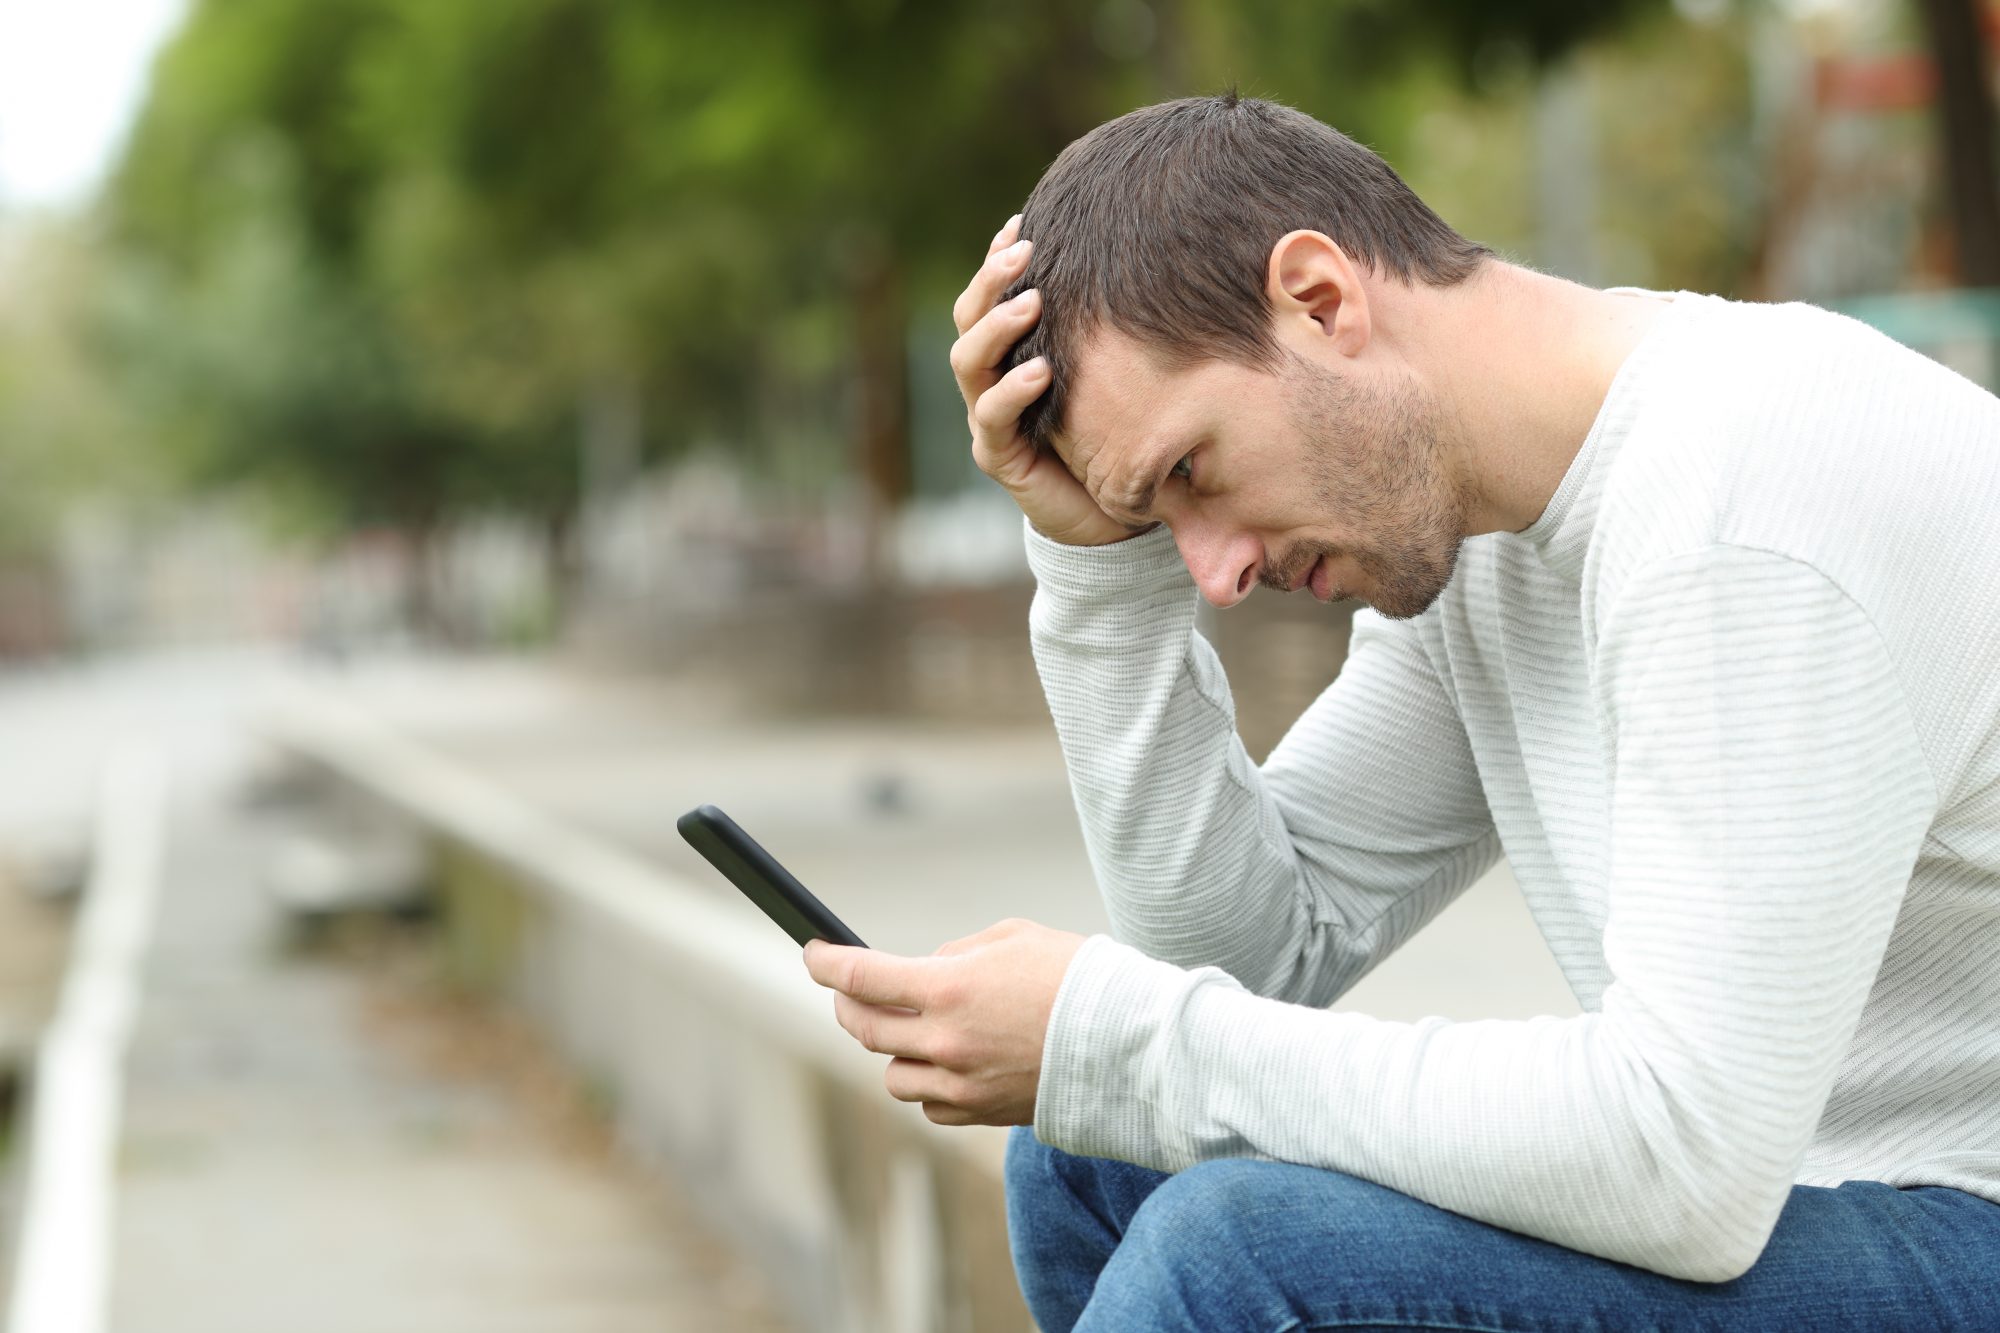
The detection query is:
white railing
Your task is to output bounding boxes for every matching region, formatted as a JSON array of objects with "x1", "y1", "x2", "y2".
[
  {"x1": 264, "y1": 689, "x2": 1025, "y2": 1333},
  {"x1": 6, "y1": 747, "x2": 168, "y2": 1333}
]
